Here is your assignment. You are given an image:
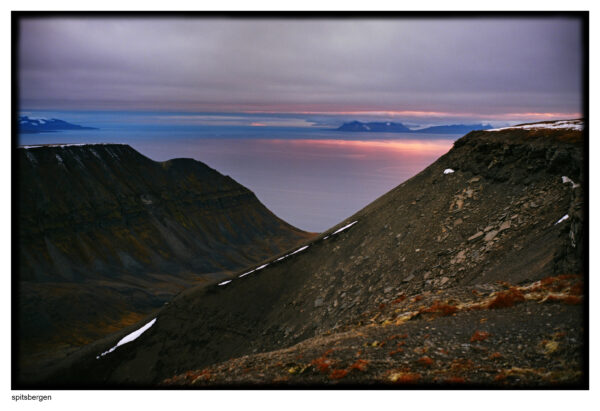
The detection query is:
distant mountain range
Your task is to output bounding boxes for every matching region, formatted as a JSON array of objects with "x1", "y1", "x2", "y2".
[
  {"x1": 18, "y1": 116, "x2": 97, "y2": 134},
  {"x1": 337, "y1": 121, "x2": 492, "y2": 134},
  {"x1": 337, "y1": 121, "x2": 412, "y2": 132}
]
